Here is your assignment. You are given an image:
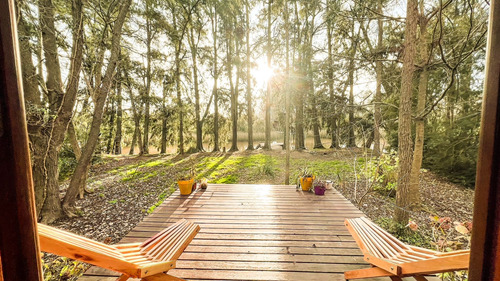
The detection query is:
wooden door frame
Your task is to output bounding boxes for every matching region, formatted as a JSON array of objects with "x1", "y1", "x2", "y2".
[
  {"x1": 0, "y1": 0, "x2": 499, "y2": 280},
  {"x1": 469, "y1": 1, "x2": 500, "y2": 280},
  {"x1": 0, "y1": 0, "x2": 43, "y2": 280}
]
